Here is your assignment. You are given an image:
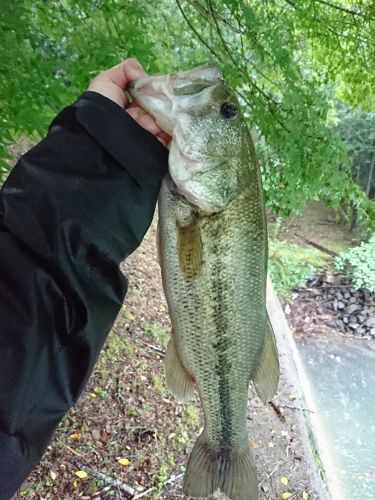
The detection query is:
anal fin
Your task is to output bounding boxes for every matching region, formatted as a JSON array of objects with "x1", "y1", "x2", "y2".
[
  {"x1": 253, "y1": 315, "x2": 280, "y2": 403},
  {"x1": 165, "y1": 334, "x2": 195, "y2": 402}
]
